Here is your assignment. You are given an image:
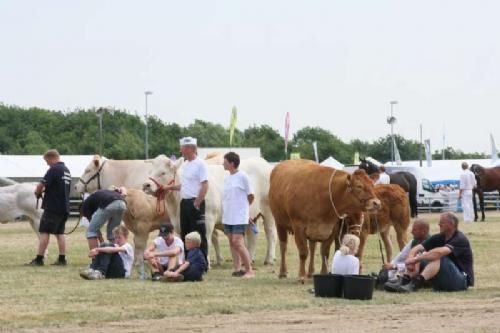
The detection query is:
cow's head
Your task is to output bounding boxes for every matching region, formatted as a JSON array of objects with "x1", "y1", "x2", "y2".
[
  {"x1": 142, "y1": 155, "x2": 183, "y2": 196},
  {"x1": 74, "y1": 155, "x2": 106, "y2": 194},
  {"x1": 346, "y1": 169, "x2": 381, "y2": 212}
]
